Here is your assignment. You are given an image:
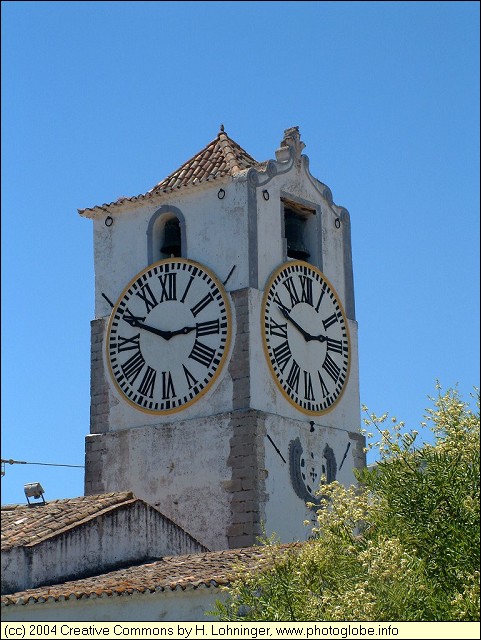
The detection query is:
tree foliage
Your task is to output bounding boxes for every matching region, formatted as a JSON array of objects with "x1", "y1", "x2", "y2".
[{"x1": 213, "y1": 385, "x2": 480, "y2": 621}]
